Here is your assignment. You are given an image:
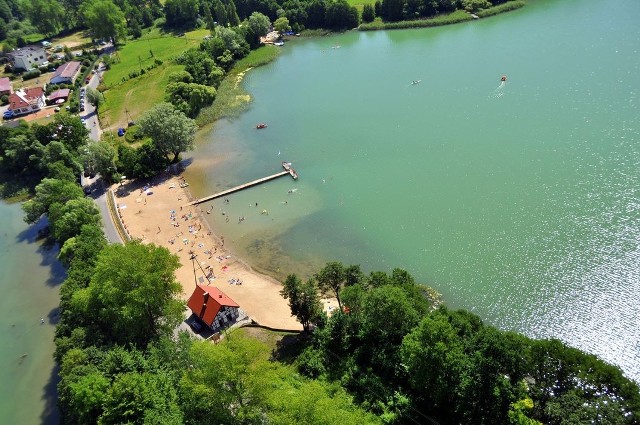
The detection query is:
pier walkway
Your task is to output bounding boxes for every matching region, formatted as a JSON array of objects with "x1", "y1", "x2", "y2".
[{"x1": 184, "y1": 170, "x2": 290, "y2": 207}]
